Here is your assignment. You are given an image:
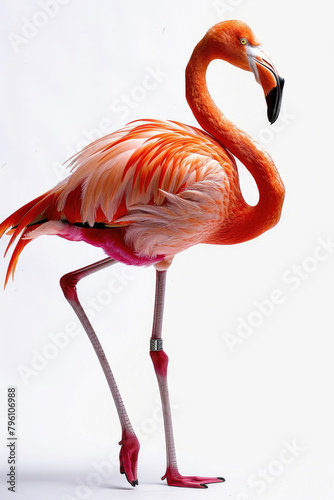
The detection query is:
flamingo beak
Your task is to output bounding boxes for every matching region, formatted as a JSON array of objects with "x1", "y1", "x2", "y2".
[{"x1": 246, "y1": 45, "x2": 284, "y2": 124}]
